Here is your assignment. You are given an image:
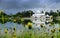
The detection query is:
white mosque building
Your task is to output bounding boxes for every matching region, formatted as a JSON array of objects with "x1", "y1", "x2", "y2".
[{"x1": 31, "y1": 10, "x2": 53, "y2": 28}]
